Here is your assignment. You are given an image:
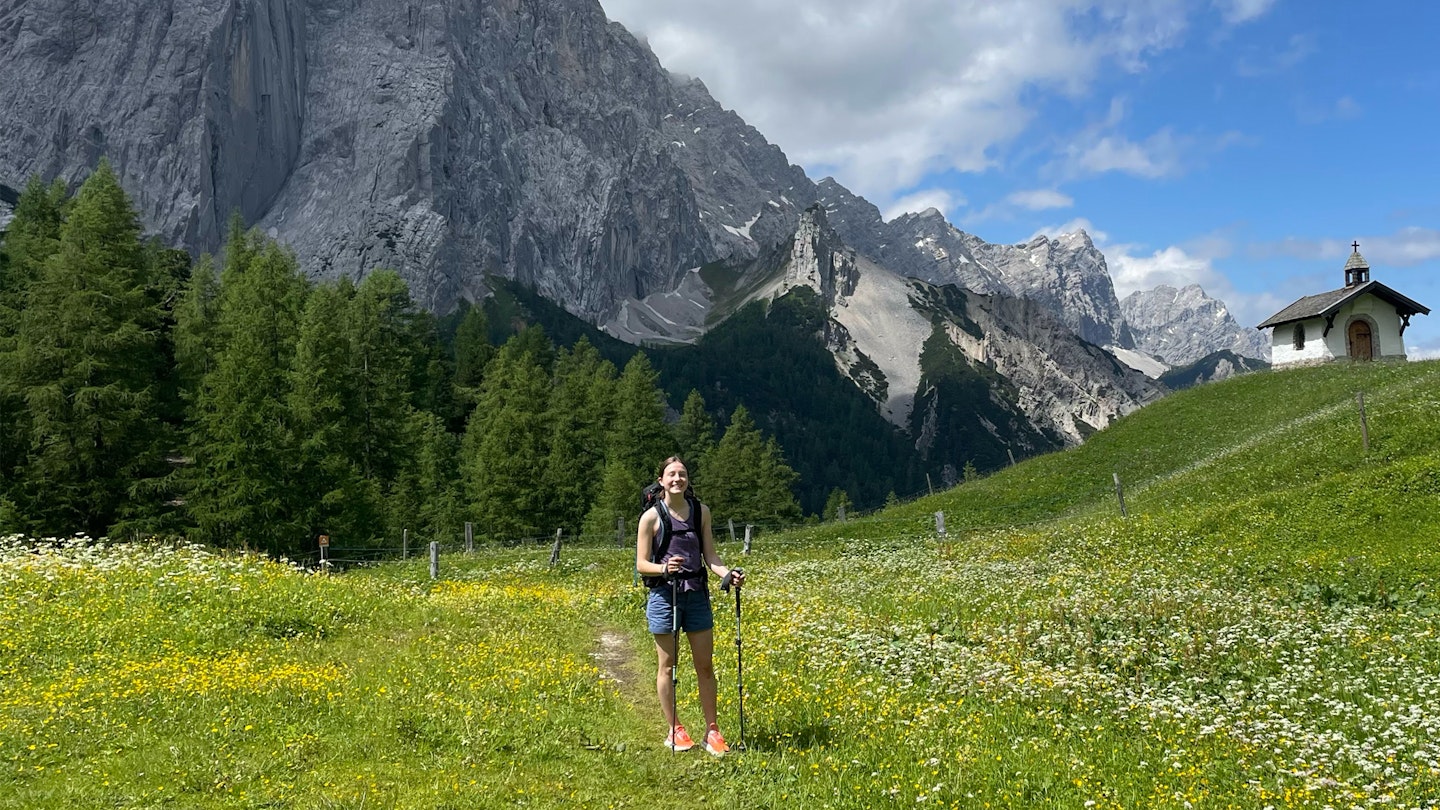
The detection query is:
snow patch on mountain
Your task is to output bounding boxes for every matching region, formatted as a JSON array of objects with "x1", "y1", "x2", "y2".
[{"x1": 1107, "y1": 346, "x2": 1171, "y2": 379}]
